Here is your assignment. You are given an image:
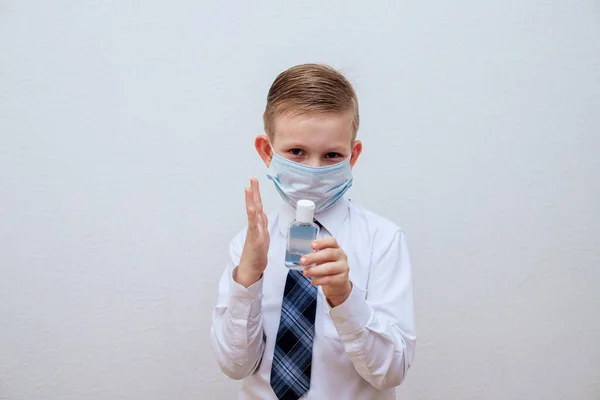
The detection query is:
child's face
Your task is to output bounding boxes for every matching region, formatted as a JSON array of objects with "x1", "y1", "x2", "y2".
[{"x1": 256, "y1": 112, "x2": 362, "y2": 168}]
